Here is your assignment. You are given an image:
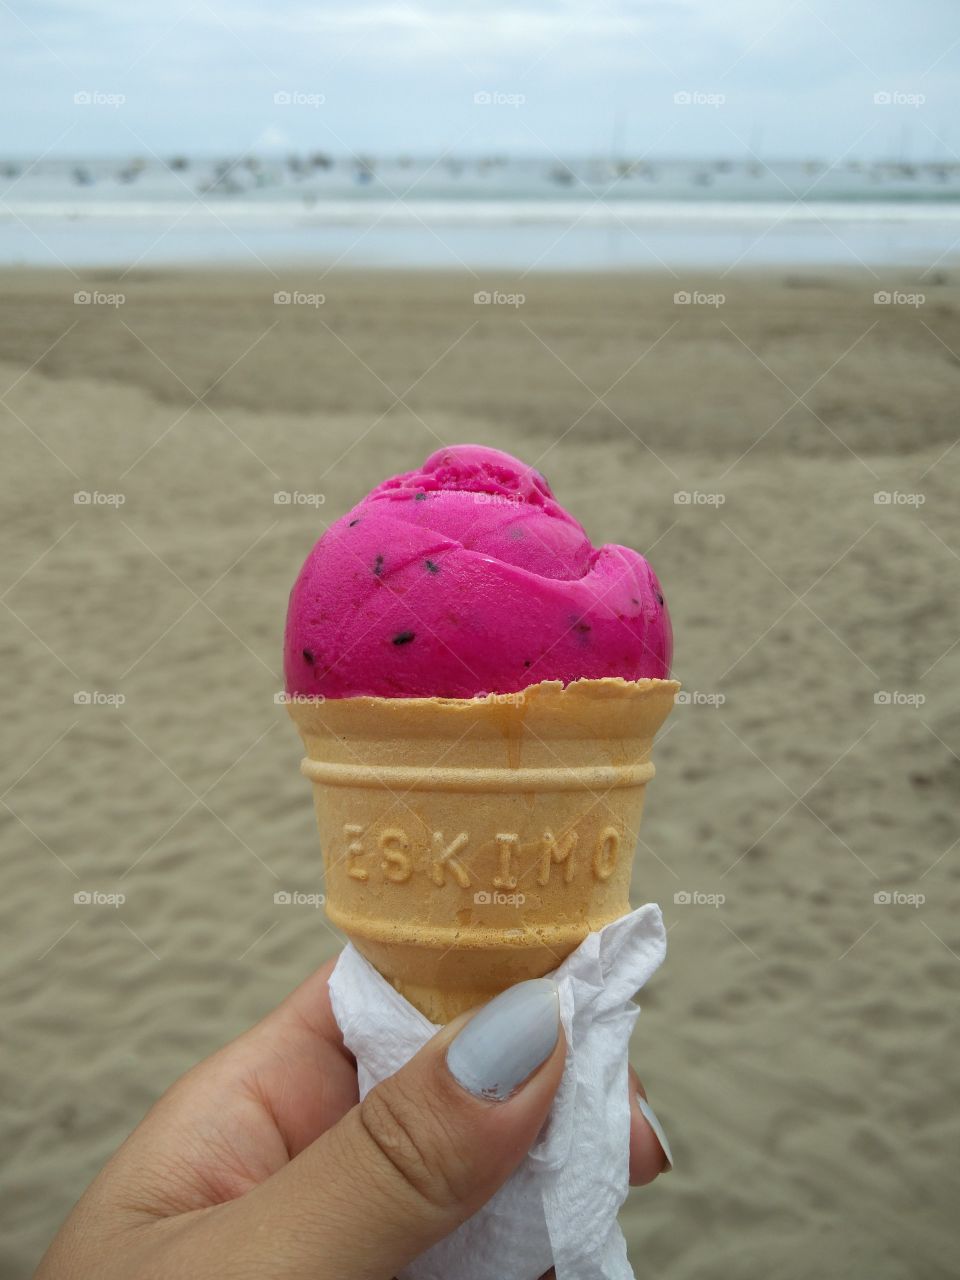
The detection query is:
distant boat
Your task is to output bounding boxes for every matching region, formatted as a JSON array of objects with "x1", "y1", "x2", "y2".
[
  {"x1": 549, "y1": 164, "x2": 575, "y2": 186},
  {"x1": 354, "y1": 156, "x2": 375, "y2": 184},
  {"x1": 116, "y1": 158, "x2": 145, "y2": 184},
  {"x1": 309, "y1": 152, "x2": 333, "y2": 170},
  {"x1": 168, "y1": 156, "x2": 189, "y2": 172},
  {"x1": 198, "y1": 162, "x2": 244, "y2": 195},
  {"x1": 72, "y1": 166, "x2": 94, "y2": 186}
]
